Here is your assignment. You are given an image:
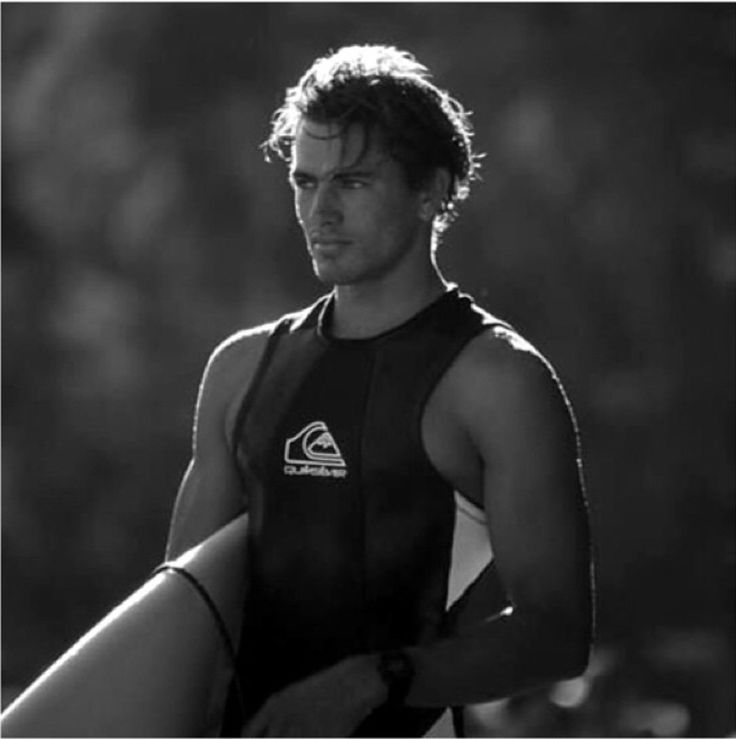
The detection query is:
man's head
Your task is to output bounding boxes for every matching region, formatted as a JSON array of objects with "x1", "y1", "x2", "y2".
[{"x1": 264, "y1": 45, "x2": 482, "y2": 234}]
